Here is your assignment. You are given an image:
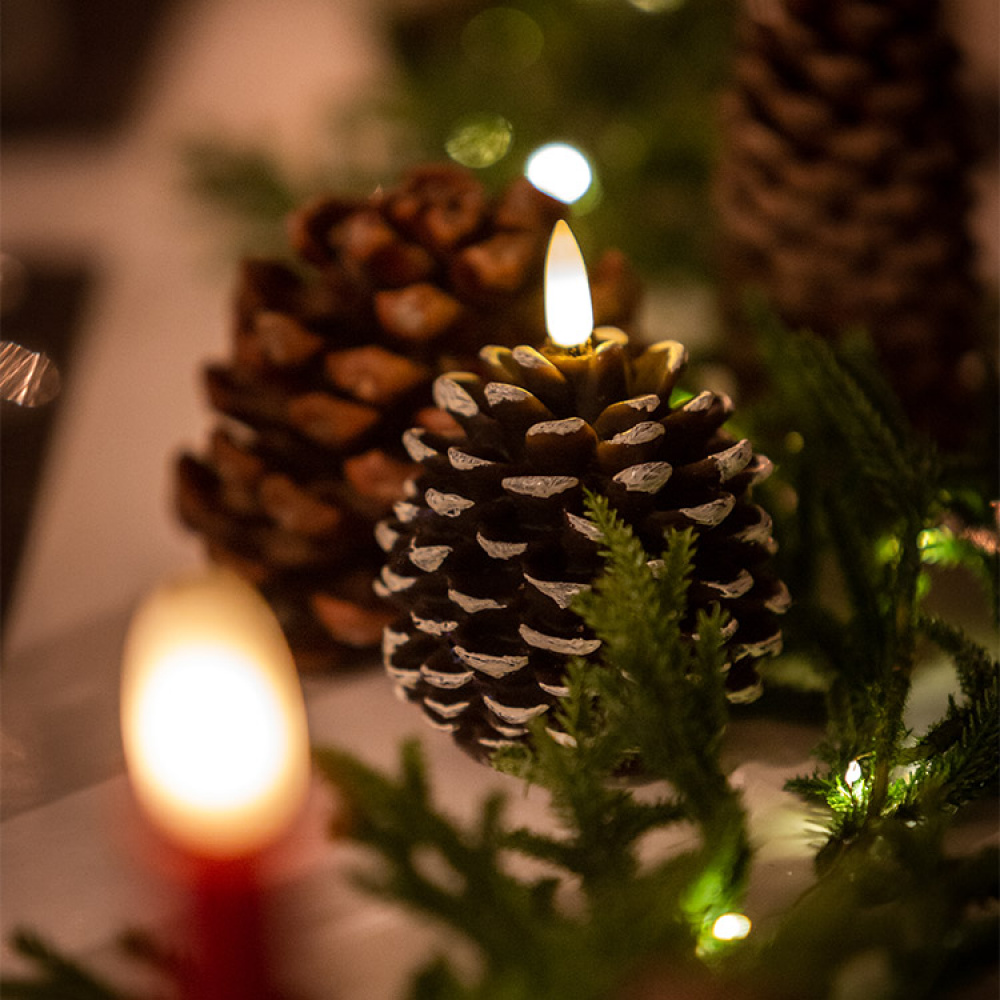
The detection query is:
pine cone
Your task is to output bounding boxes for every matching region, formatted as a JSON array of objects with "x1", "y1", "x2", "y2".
[
  {"x1": 176, "y1": 165, "x2": 642, "y2": 672},
  {"x1": 715, "y1": 0, "x2": 989, "y2": 447},
  {"x1": 377, "y1": 334, "x2": 787, "y2": 760}
]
